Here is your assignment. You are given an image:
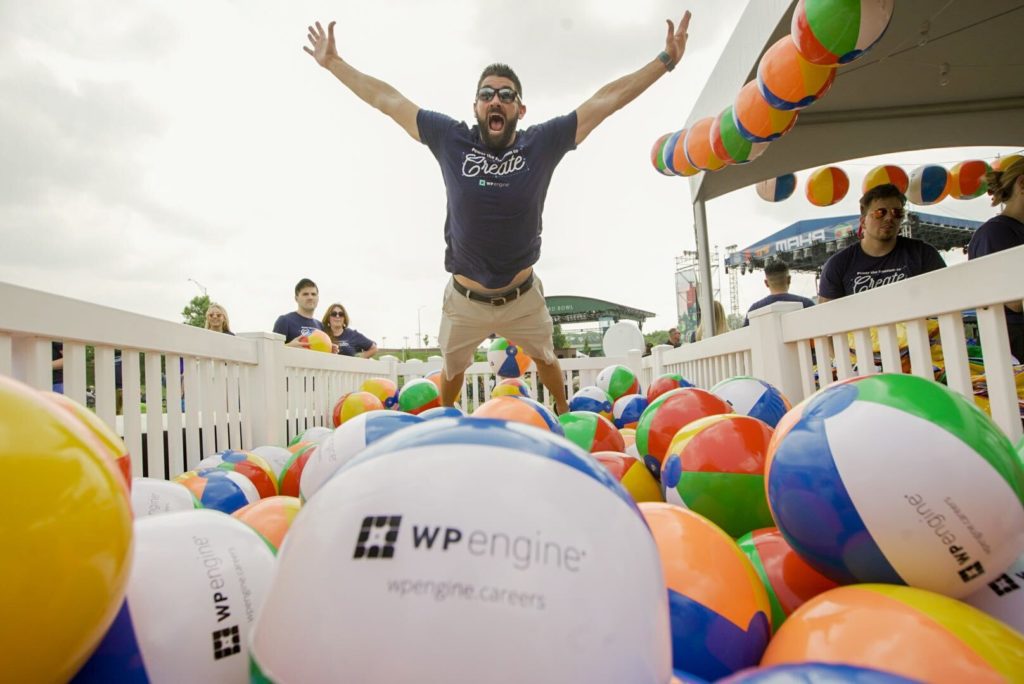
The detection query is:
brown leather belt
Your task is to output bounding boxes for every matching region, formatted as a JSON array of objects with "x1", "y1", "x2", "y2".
[{"x1": 452, "y1": 274, "x2": 534, "y2": 306}]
